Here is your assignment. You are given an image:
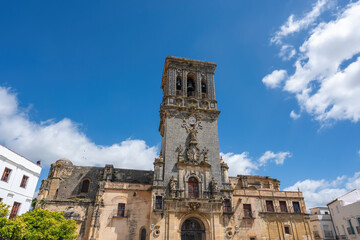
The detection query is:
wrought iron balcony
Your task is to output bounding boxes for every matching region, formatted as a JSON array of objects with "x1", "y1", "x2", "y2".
[
  {"x1": 260, "y1": 206, "x2": 305, "y2": 214},
  {"x1": 223, "y1": 206, "x2": 234, "y2": 214},
  {"x1": 243, "y1": 211, "x2": 256, "y2": 219}
]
